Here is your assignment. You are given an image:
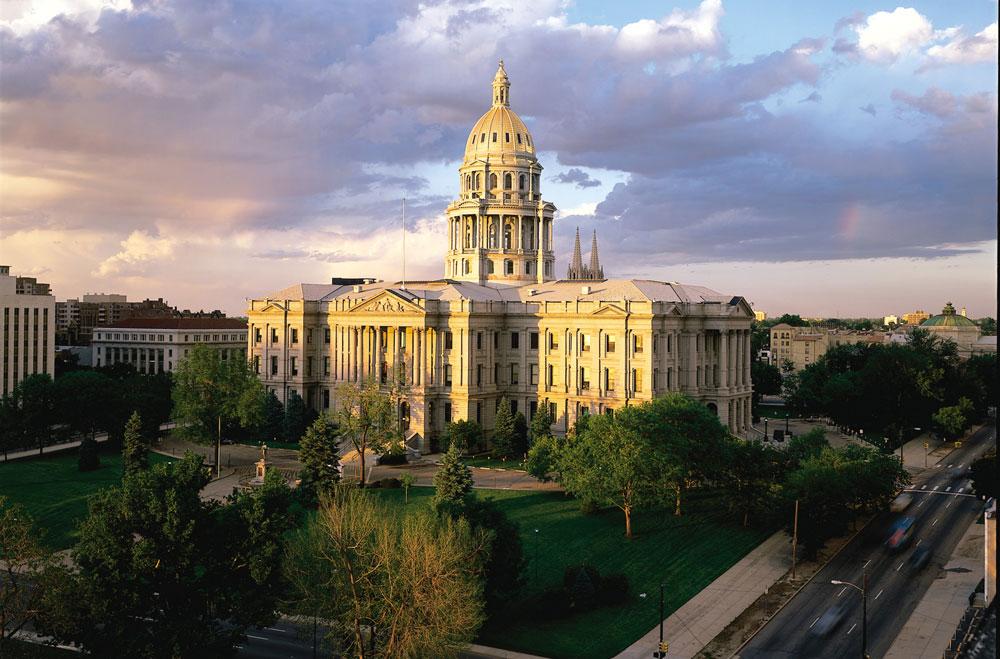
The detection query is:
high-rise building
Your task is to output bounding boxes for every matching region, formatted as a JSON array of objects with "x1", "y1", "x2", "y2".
[
  {"x1": 246, "y1": 63, "x2": 755, "y2": 452},
  {"x1": 1, "y1": 265, "x2": 56, "y2": 396}
]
